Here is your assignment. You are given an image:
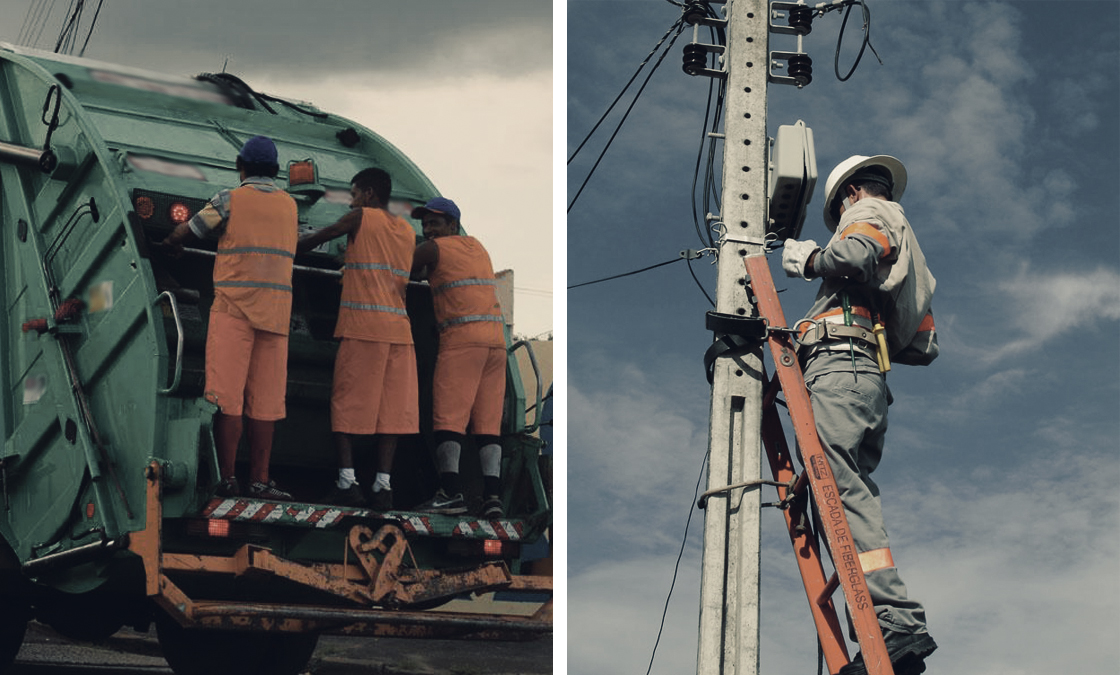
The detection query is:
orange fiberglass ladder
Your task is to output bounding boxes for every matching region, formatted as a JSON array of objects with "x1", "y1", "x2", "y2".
[{"x1": 748, "y1": 254, "x2": 894, "y2": 675}]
